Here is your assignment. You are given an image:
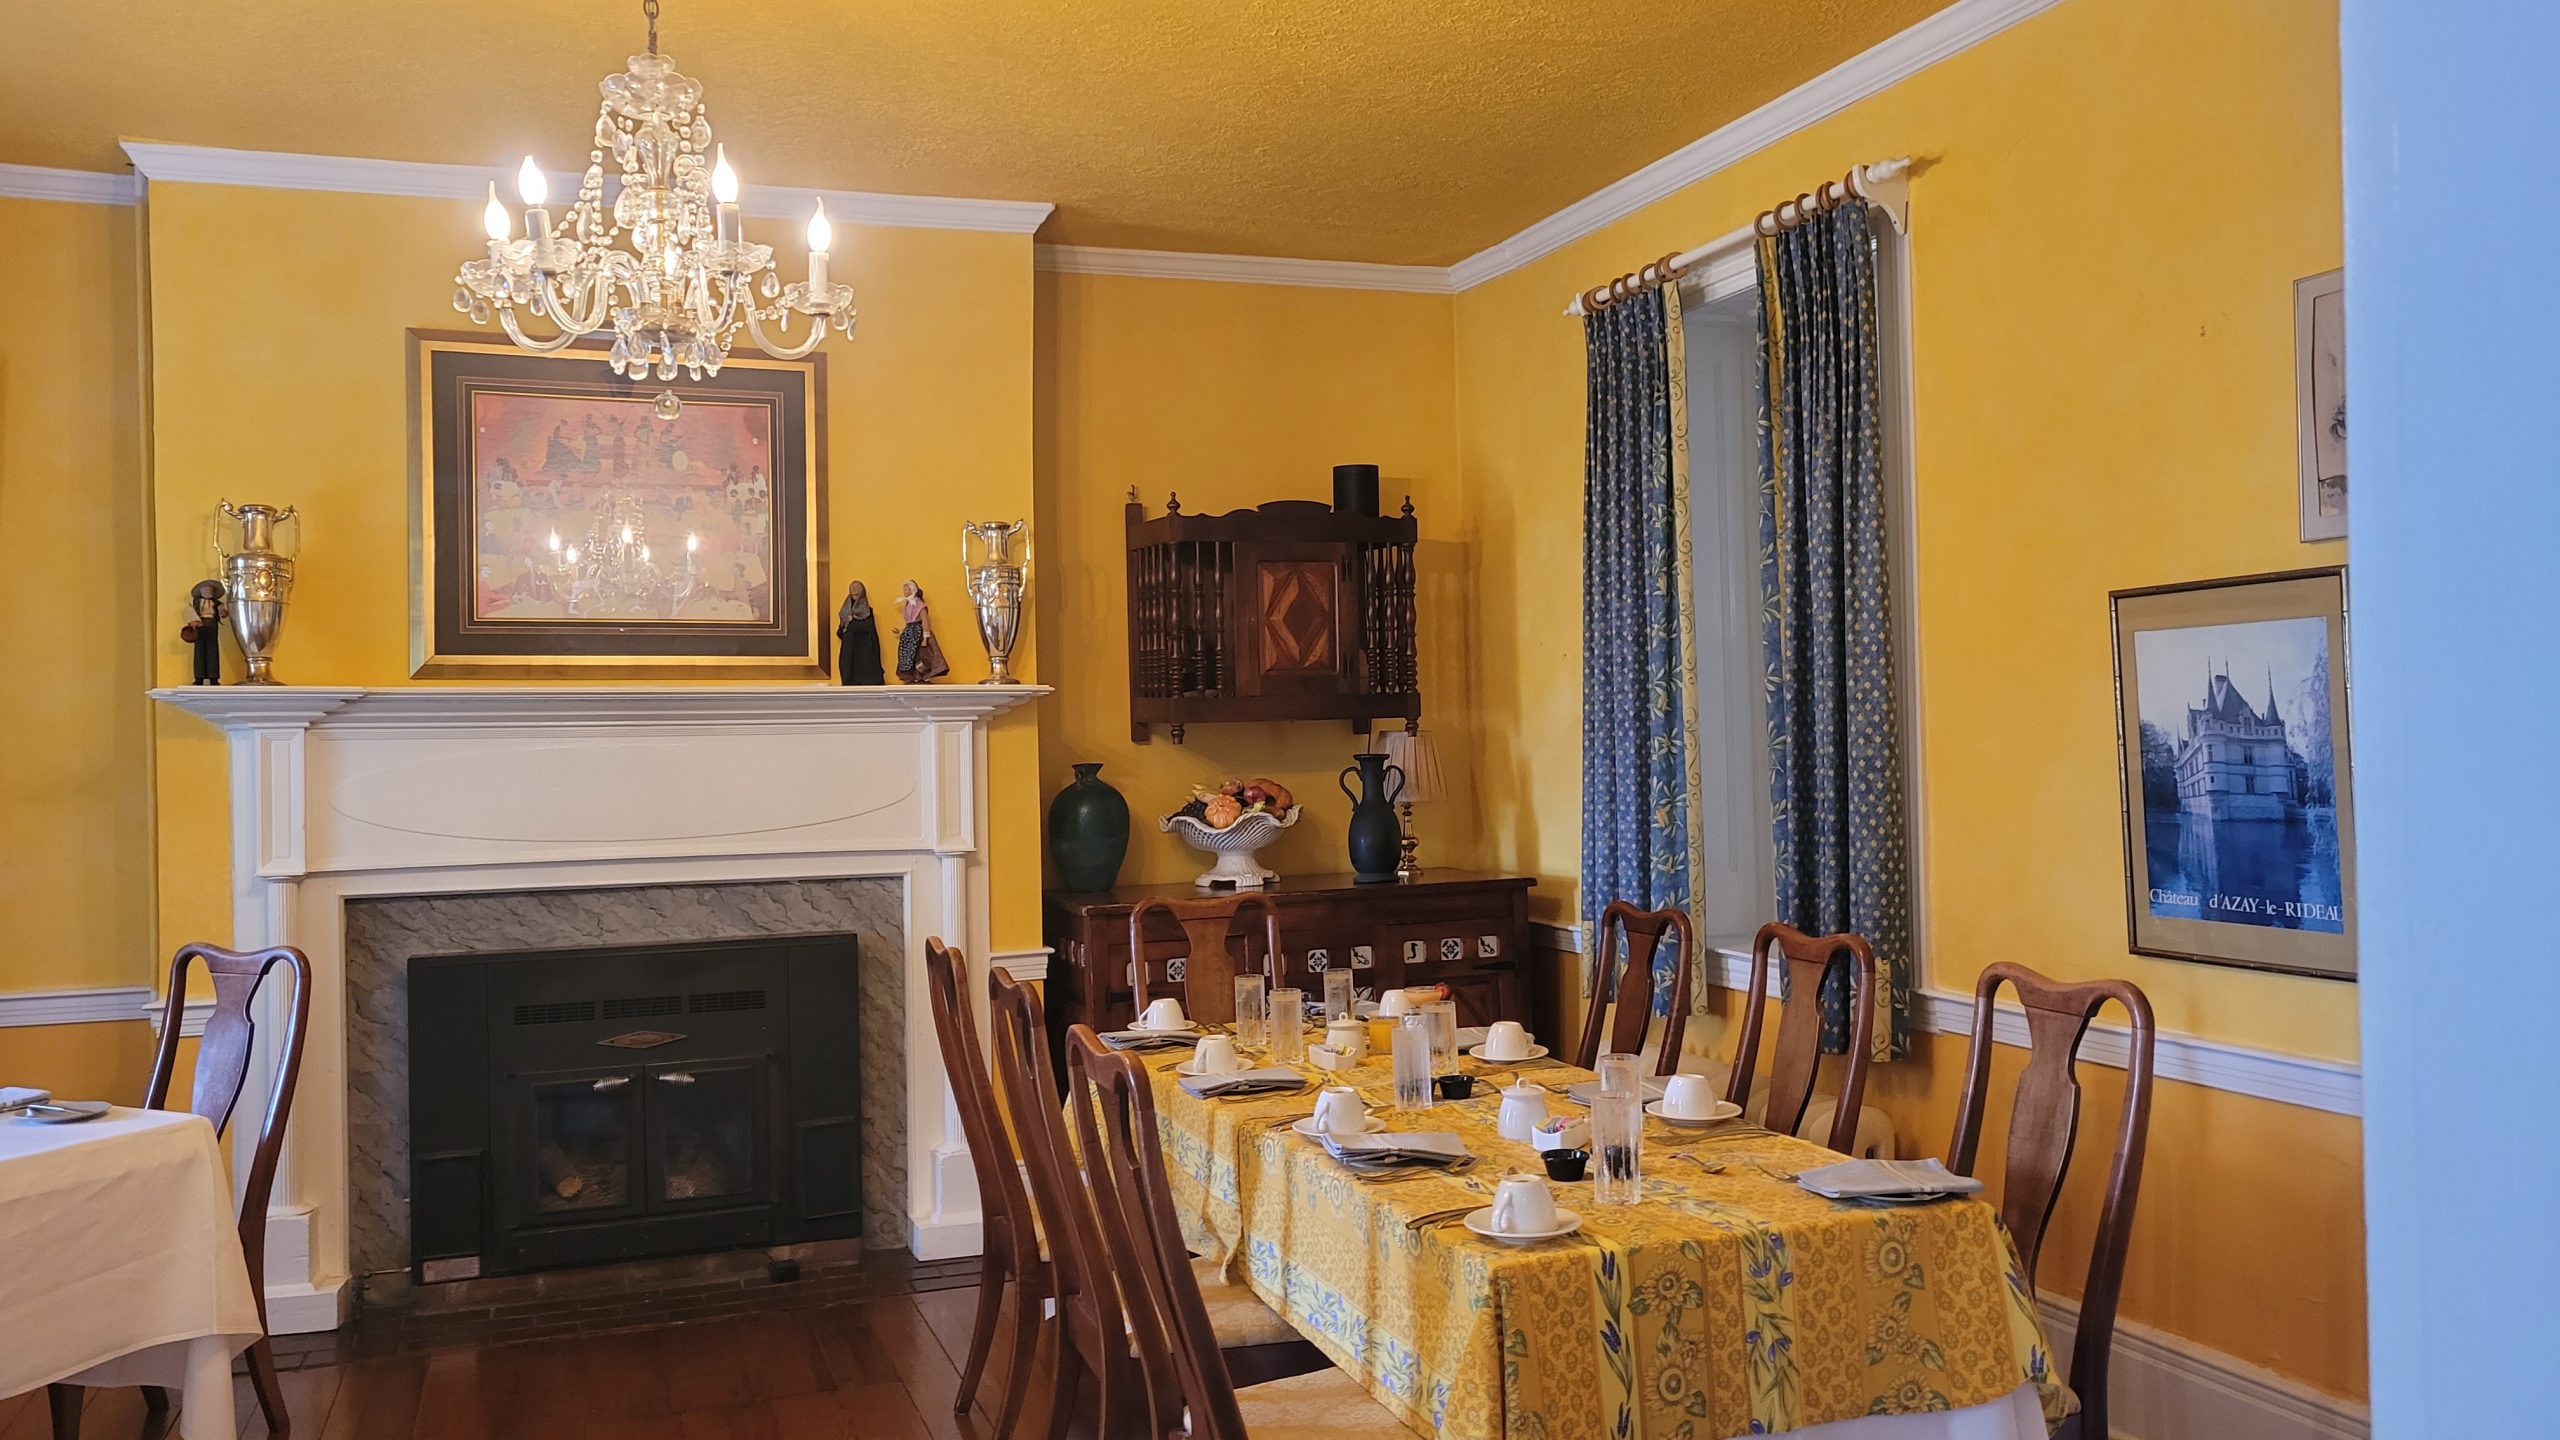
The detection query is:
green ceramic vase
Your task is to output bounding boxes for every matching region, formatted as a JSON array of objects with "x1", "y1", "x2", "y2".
[{"x1": 1048, "y1": 763, "x2": 1131, "y2": 893}]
